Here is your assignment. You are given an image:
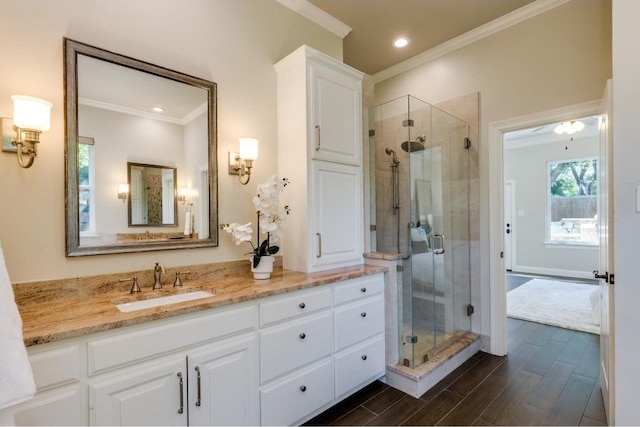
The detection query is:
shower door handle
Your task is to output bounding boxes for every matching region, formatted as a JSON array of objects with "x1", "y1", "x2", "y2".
[
  {"x1": 433, "y1": 234, "x2": 445, "y2": 255},
  {"x1": 315, "y1": 125, "x2": 321, "y2": 151}
]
